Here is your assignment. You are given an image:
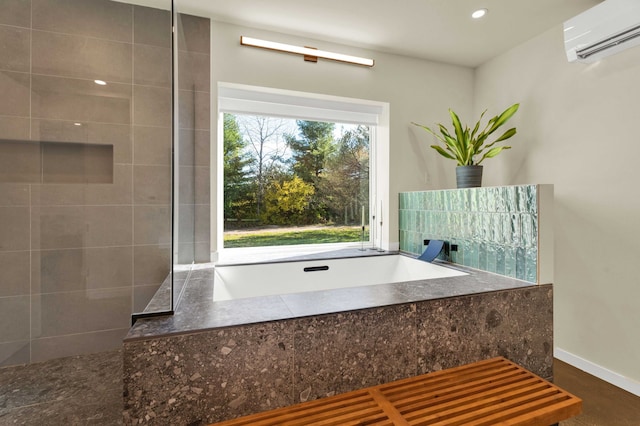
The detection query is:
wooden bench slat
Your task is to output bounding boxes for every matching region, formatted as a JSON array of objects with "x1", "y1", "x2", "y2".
[
  {"x1": 210, "y1": 357, "x2": 581, "y2": 426},
  {"x1": 450, "y1": 393, "x2": 578, "y2": 426},
  {"x1": 285, "y1": 406, "x2": 388, "y2": 426},
  {"x1": 215, "y1": 392, "x2": 374, "y2": 425},
  {"x1": 403, "y1": 380, "x2": 555, "y2": 423},
  {"x1": 368, "y1": 388, "x2": 410, "y2": 426},
  {"x1": 216, "y1": 406, "x2": 392, "y2": 426},
  {"x1": 410, "y1": 389, "x2": 572, "y2": 425},
  {"x1": 399, "y1": 376, "x2": 547, "y2": 418},
  {"x1": 217, "y1": 398, "x2": 381, "y2": 425},
  {"x1": 380, "y1": 358, "x2": 512, "y2": 395},
  {"x1": 384, "y1": 364, "x2": 523, "y2": 401},
  {"x1": 216, "y1": 407, "x2": 388, "y2": 426},
  {"x1": 272, "y1": 393, "x2": 388, "y2": 426},
  {"x1": 473, "y1": 398, "x2": 583, "y2": 426},
  {"x1": 218, "y1": 411, "x2": 392, "y2": 426},
  {"x1": 272, "y1": 397, "x2": 378, "y2": 423},
  {"x1": 272, "y1": 407, "x2": 383, "y2": 426},
  {"x1": 391, "y1": 369, "x2": 535, "y2": 409}
]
